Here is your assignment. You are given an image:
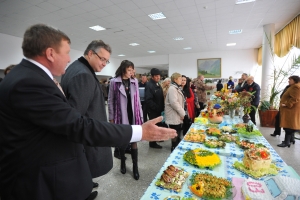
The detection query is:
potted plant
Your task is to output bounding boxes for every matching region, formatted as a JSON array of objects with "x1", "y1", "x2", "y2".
[{"x1": 258, "y1": 34, "x2": 300, "y2": 127}]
